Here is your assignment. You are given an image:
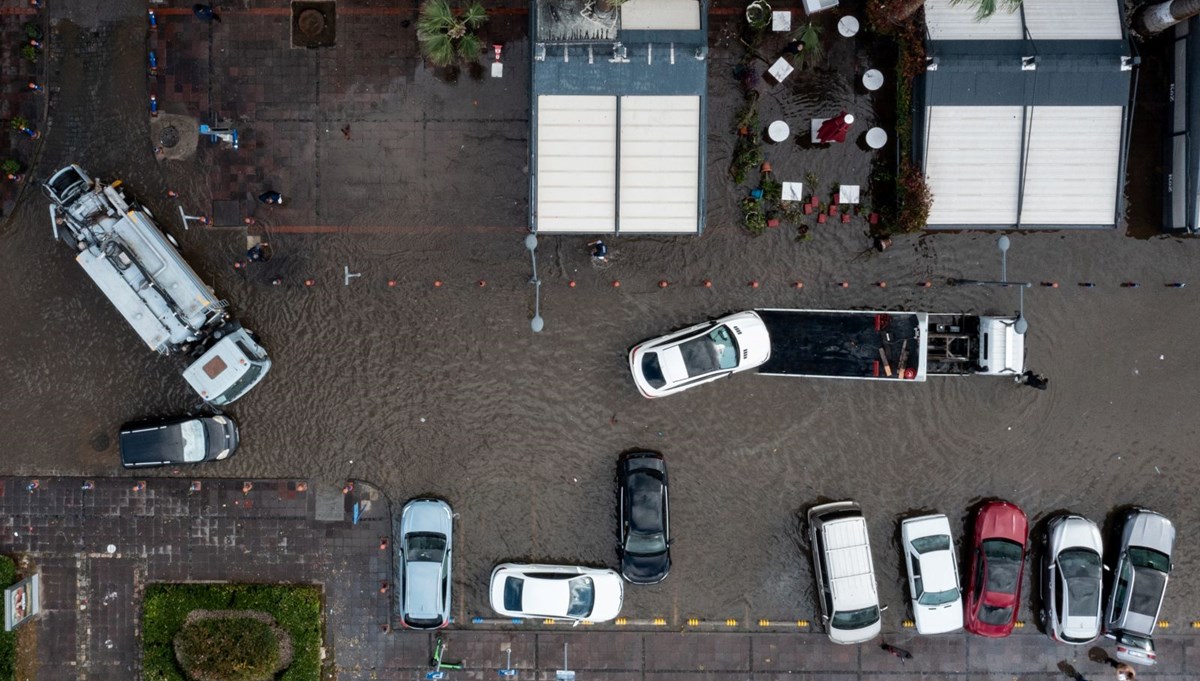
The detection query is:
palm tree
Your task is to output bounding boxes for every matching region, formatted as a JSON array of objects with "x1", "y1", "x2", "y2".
[
  {"x1": 1135, "y1": 0, "x2": 1200, "y2": 35},
  {"x1": 885, "y1": 0, "x2": 1022, "y2": 23},
  {"x1": 417, "y1": 0, "x2": 487, "y2": 68}
]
